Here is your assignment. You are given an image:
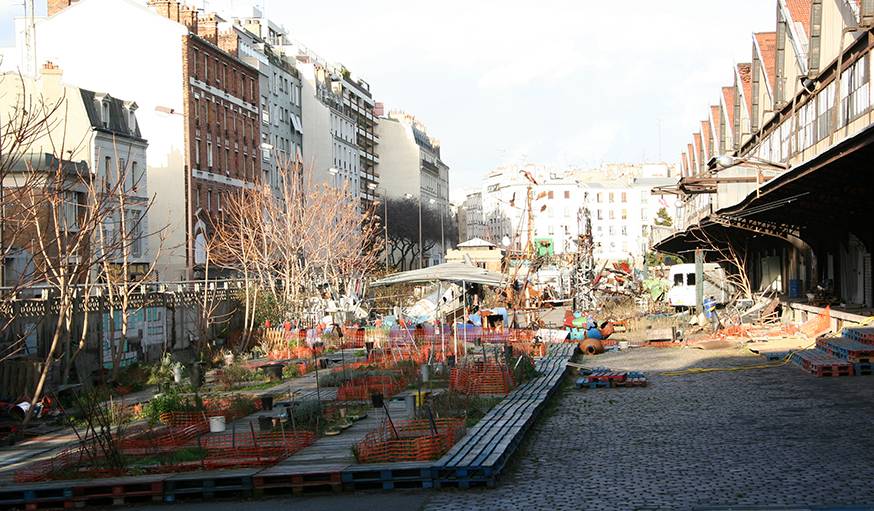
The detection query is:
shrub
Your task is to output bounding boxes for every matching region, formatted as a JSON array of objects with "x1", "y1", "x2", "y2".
[{"x1": 217, "y1": 363, "x2": 256, "y2": 390}]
